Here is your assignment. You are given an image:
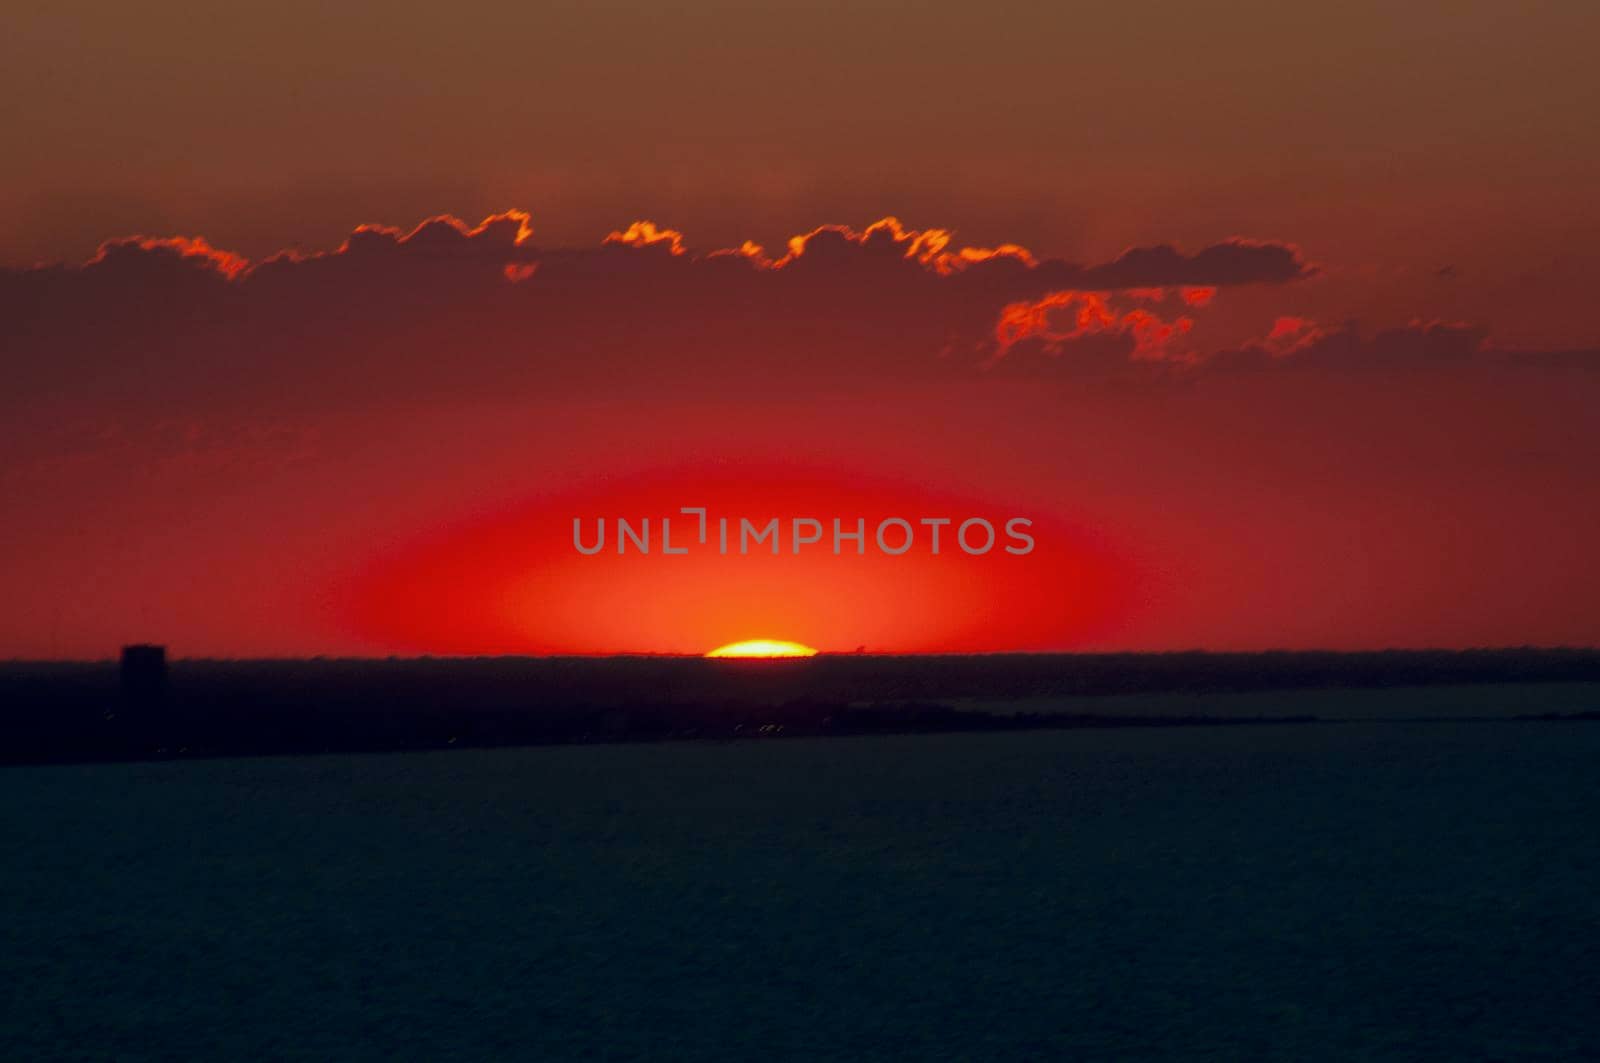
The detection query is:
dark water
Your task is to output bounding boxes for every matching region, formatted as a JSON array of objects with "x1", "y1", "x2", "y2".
[{"x1": 3, "y1": 697, "x2": 1599, "y2": 1060}]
